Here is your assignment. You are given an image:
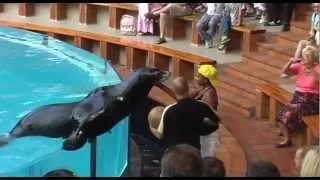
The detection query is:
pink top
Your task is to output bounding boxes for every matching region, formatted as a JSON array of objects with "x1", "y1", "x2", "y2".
[{"x1": 289, "y1": 63, "x2": 320, "y2": 94}]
